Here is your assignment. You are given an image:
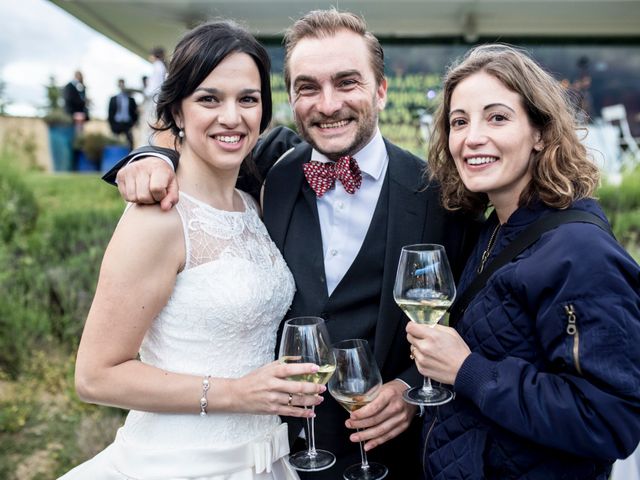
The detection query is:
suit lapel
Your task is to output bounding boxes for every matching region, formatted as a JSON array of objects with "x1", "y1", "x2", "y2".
[
  {"x1": 263, "y1": 142, "x2": 328, "y2": 306},
  {"x1": 262, "y1": 142, "x2": 315, "y2": 250},
  {"x1": 375, "y1": 140, "x2": 430, "y2": 367}
]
